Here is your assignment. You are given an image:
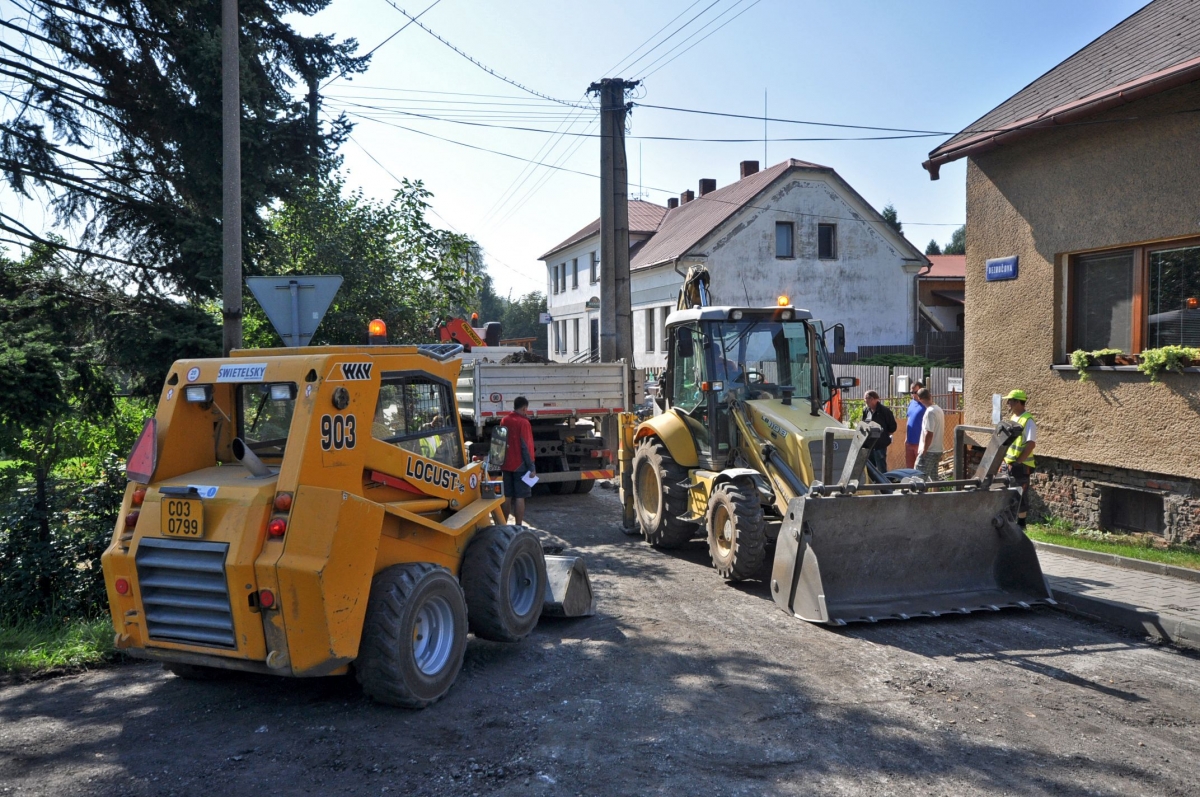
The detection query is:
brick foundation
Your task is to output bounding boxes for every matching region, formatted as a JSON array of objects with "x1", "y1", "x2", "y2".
[{"x1": 1029, "y1": 458, "x2": 1200, "y2": 548}]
